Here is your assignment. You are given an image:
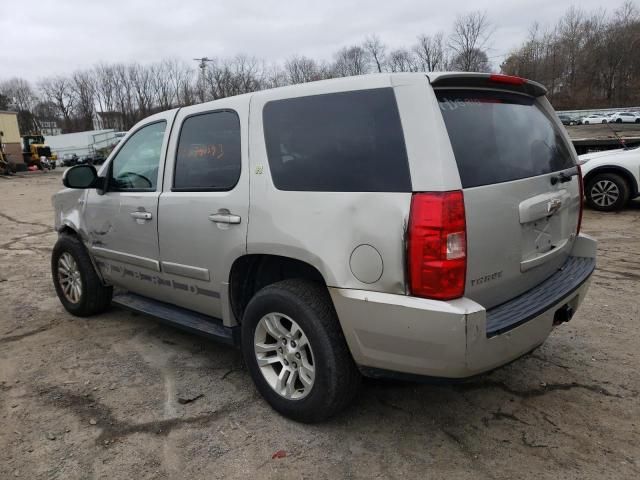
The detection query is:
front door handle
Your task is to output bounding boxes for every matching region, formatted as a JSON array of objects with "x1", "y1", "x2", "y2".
[
  {"x1": 208, "y1": 213, "x2": 241, "y2": 224},
  {"x1": 130, "y1": 211, "x2": 152, "y2": 221}
]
